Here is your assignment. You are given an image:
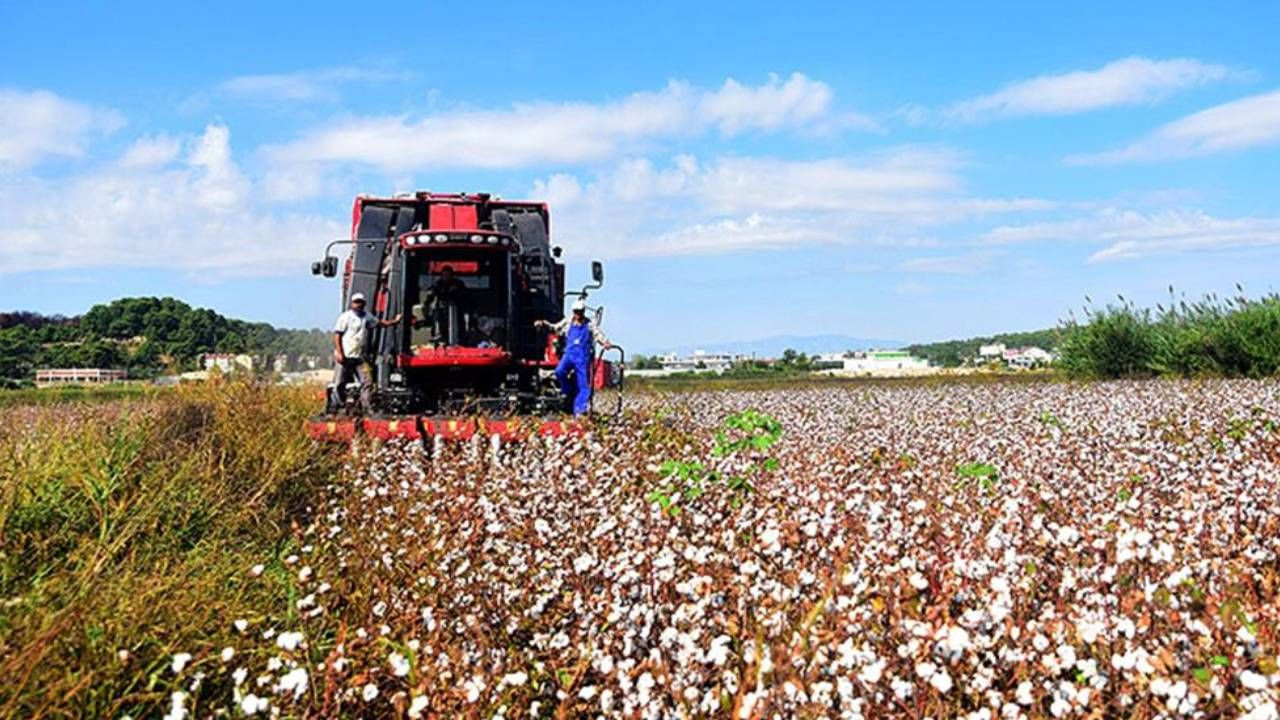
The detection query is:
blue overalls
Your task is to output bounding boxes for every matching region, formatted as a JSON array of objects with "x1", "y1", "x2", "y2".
[{"x1": 555, "y1": 320, "x2": 594, "y2": 415}]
